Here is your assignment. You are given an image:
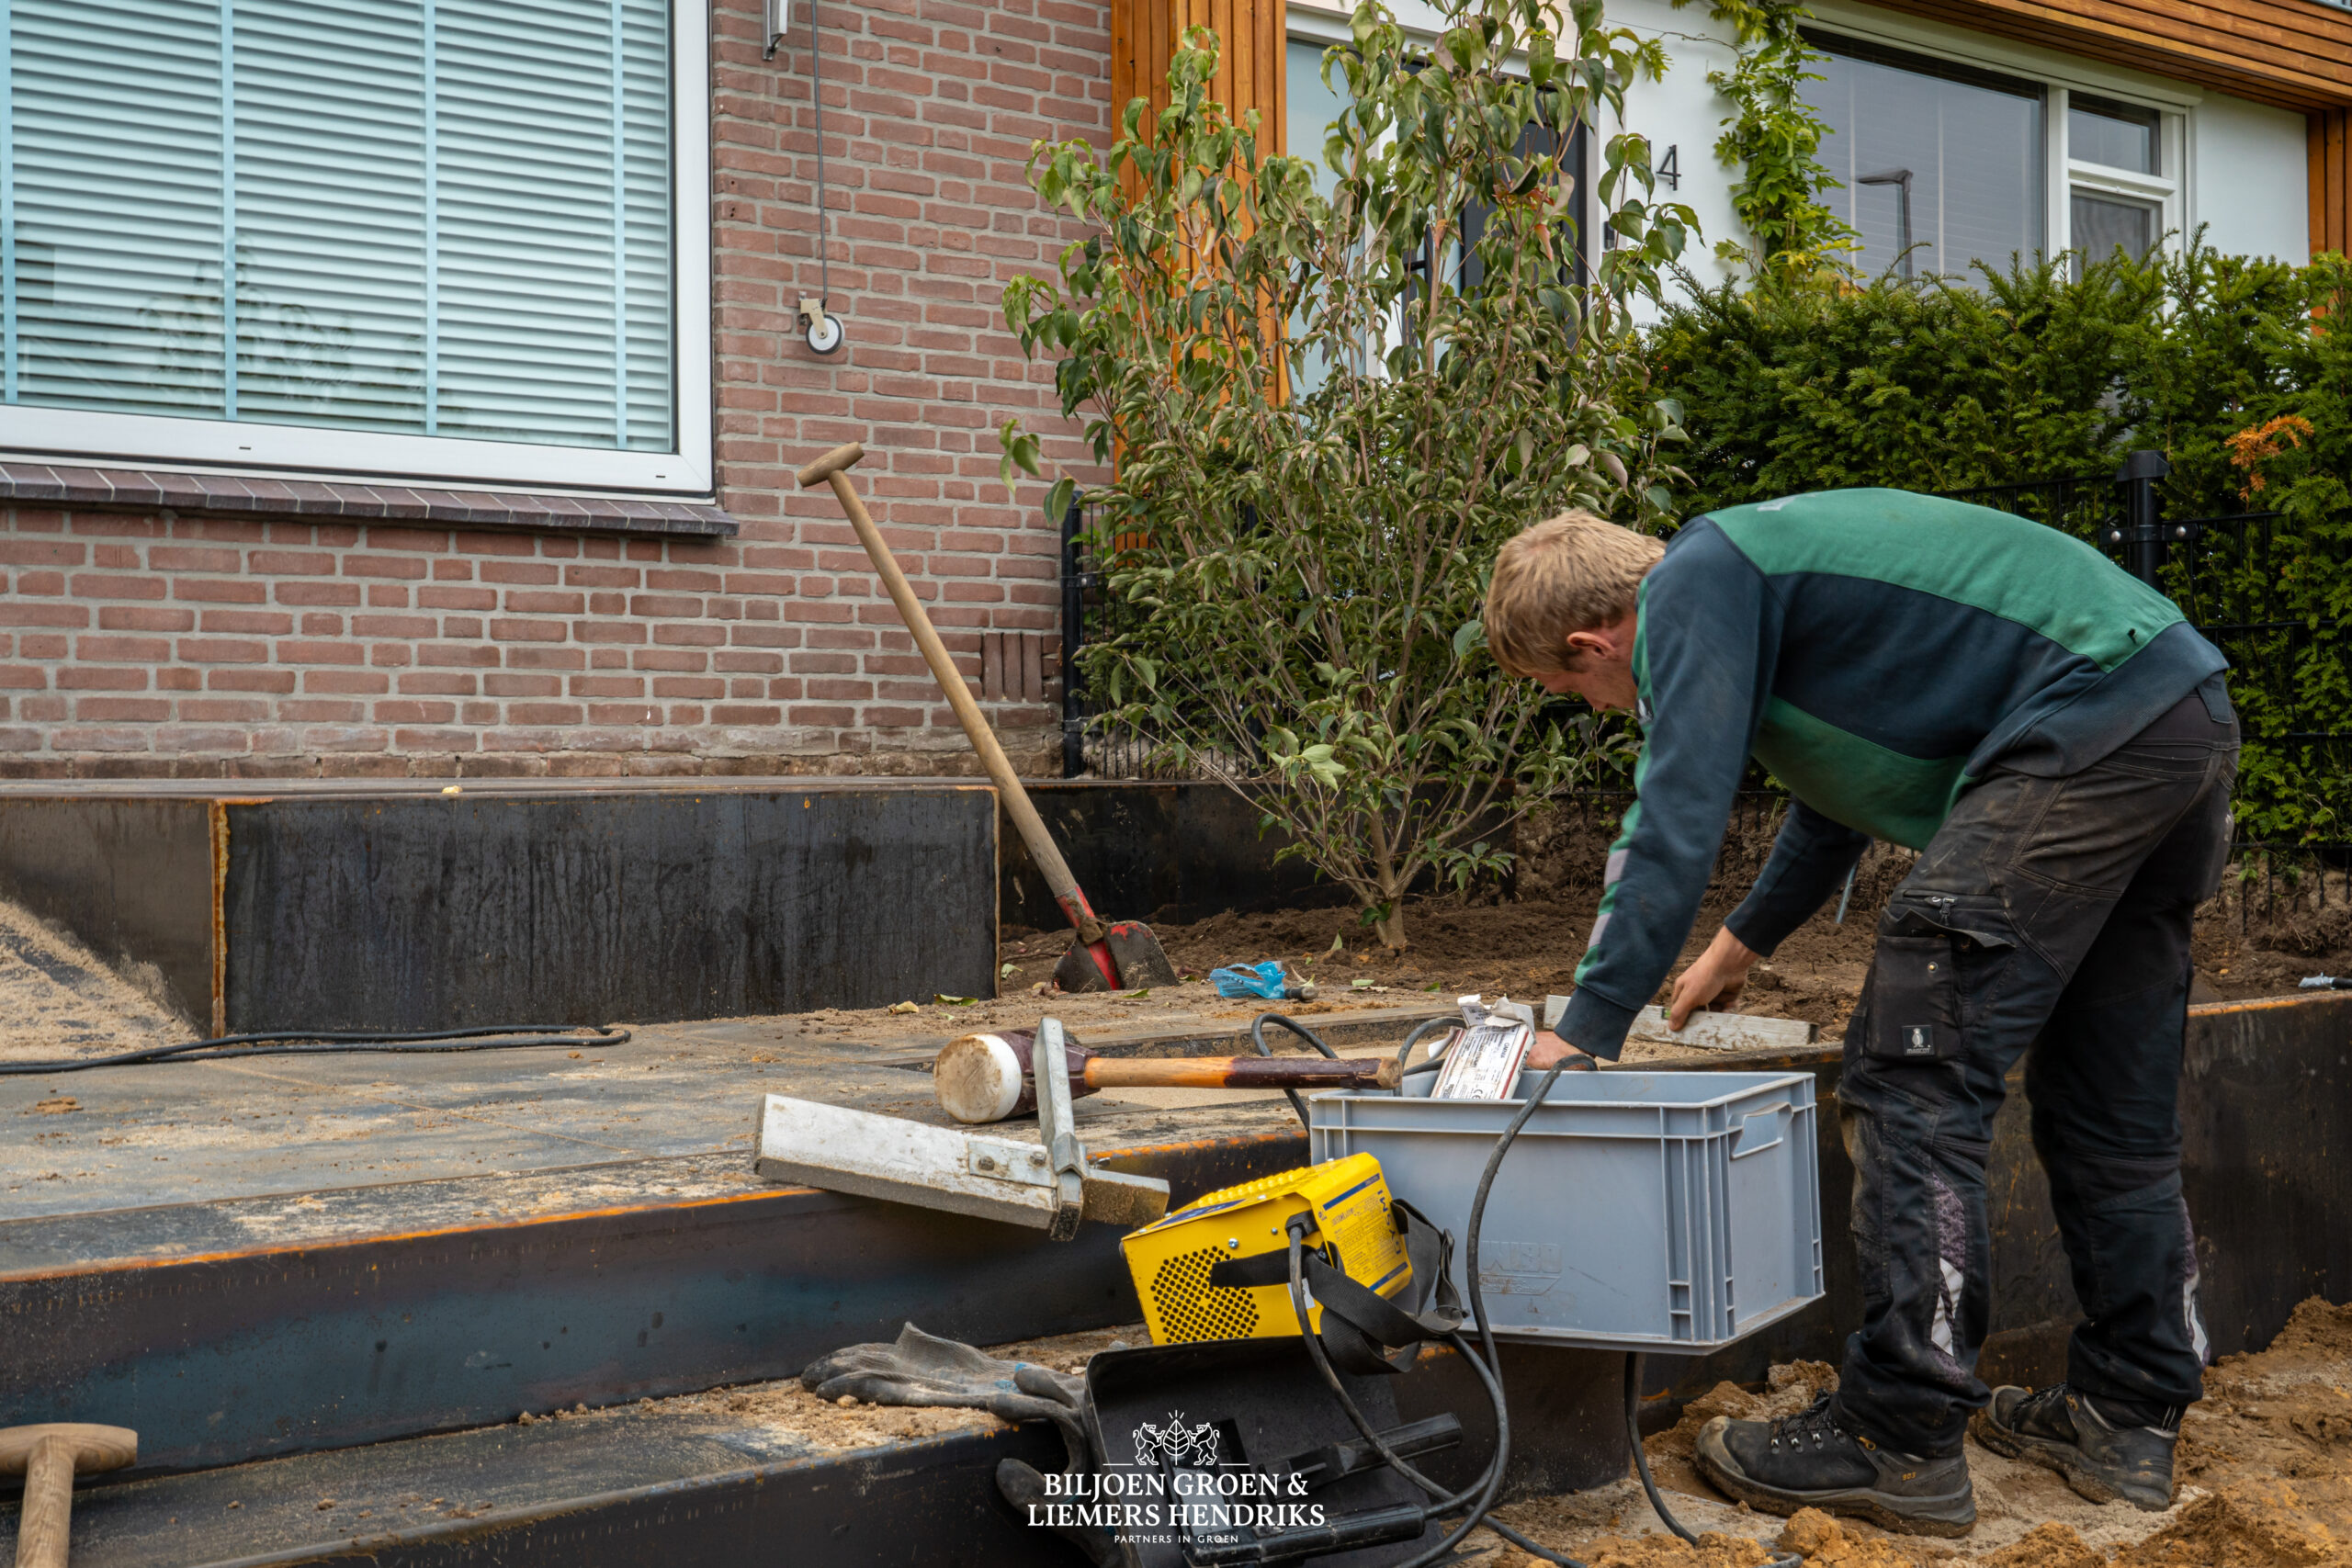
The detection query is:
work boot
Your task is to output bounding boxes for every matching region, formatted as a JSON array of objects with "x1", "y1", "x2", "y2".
[
  {"x1": 1694, "y1": 1394, "x2": 1976, "y2": 1538},
  {"x1": 1971, "y1": 1384, "x2": 2177, "y2": 1511}
]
